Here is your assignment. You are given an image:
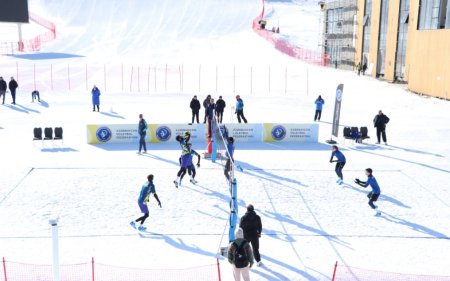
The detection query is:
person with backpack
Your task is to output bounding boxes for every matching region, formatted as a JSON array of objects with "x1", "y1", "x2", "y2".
[
  {"x1": 215, "y1": 96, "x2": 226, "y2": 124},
  {"x1": 239, "y1": 204, "x2": 262, "y2": 266},
  {"x1": 314, "y1": 95, "x2": 325, "y2": 121},
  {"x1": 227, "y1": 228, "x2": 254, "y2": 281}
]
